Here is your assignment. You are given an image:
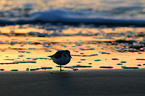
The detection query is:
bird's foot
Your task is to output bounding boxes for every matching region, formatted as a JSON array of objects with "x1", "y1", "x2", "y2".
[{"x1": 60, "y1": 69, "x2": 64, "y2": 72}]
